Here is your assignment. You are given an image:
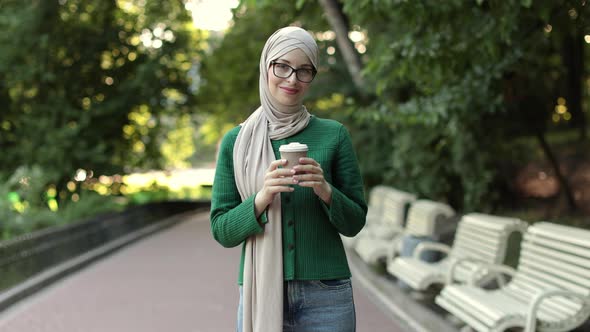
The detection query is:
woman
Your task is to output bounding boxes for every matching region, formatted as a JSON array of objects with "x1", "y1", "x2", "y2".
[{"x1": 210, "y1": 26, "x2": 367, "y2": 332}]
